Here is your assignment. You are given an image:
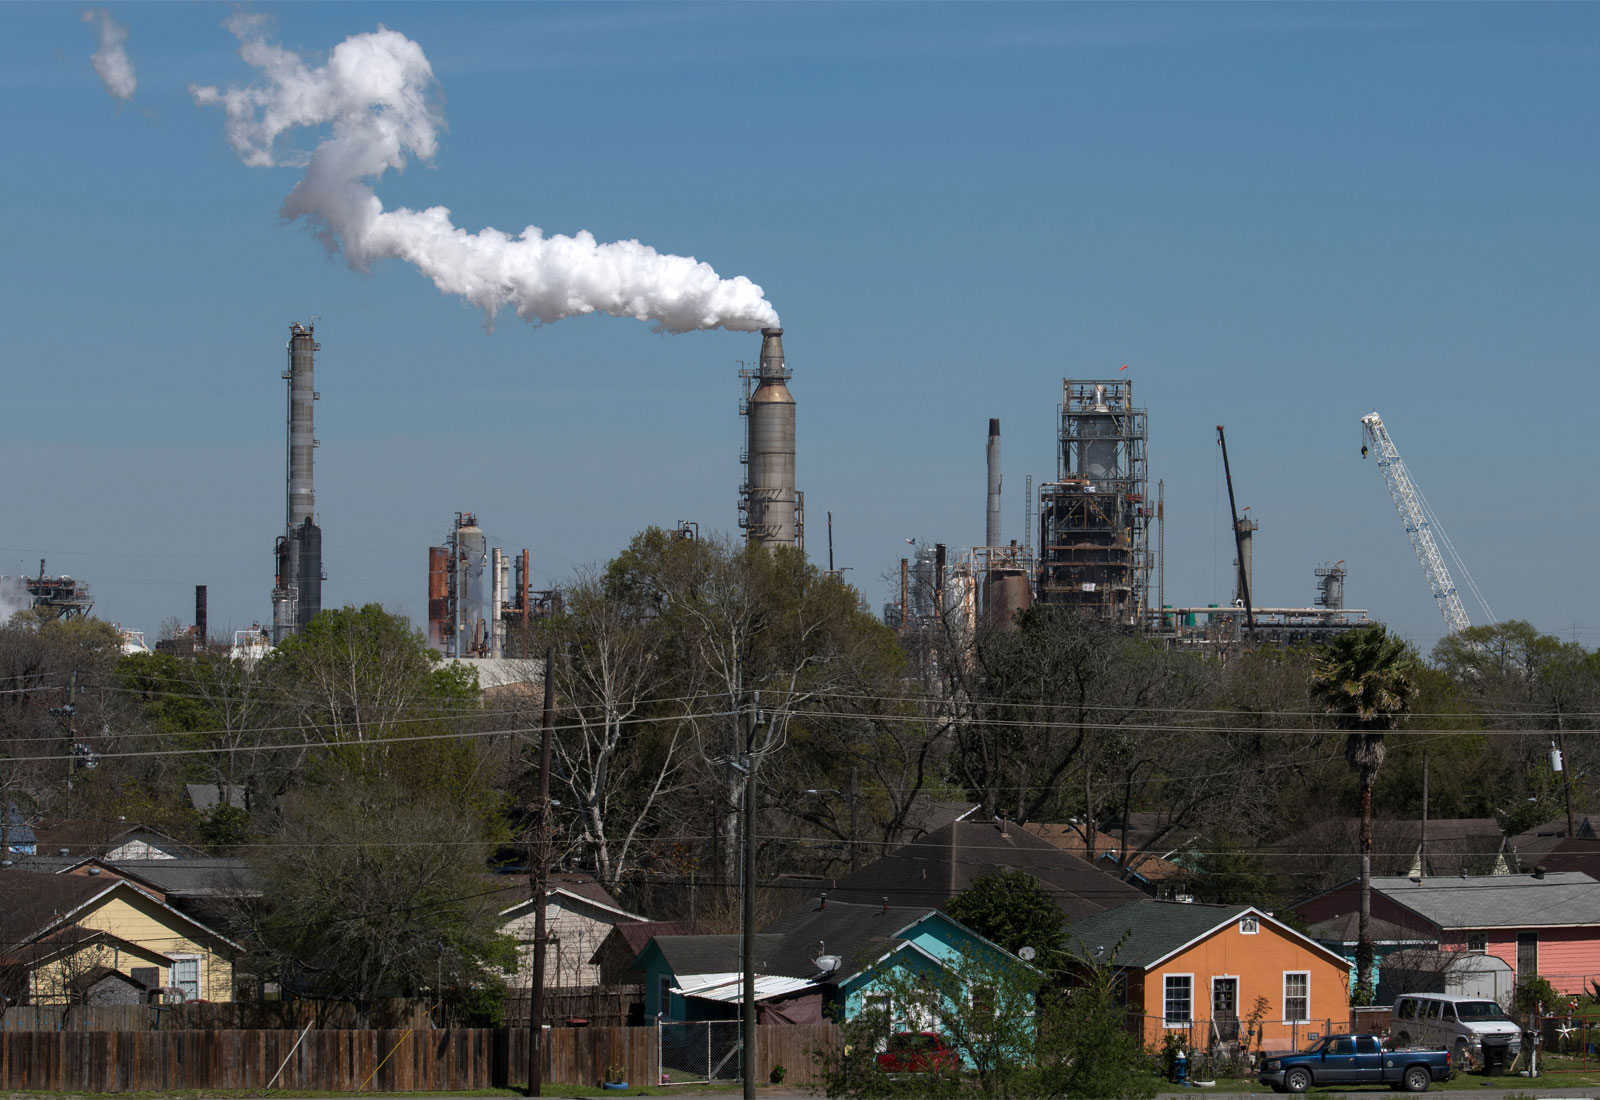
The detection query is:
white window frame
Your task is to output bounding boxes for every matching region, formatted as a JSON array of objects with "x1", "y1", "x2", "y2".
[
  {"x1": 1466, "y1": 933, "x2": 1487, "y2": 953},
  {"x1": 657, "y1": 975, "x2": 671, "y2": 1016},
  {"x1": 1239, "y1": 917, "x2": 1260, "y2": 935},
  {"x1": 1163, "y1": 973, "x2": 1194, "y2": 1027},
  {"x1": 170, "y1": 956, "x2": 202, "y2": 1001},
  {"x1": 1283, "y1": 970, "x2": 1310, "y2": 1024}
]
